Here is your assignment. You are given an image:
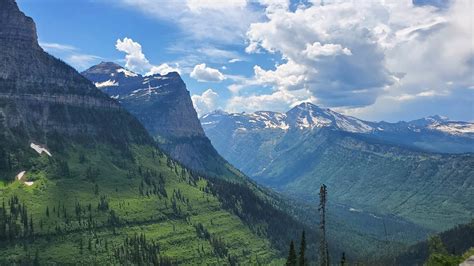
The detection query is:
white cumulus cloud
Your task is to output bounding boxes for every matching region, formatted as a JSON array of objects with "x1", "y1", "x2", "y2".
[
  {"x1": 115, "y1": 37, "x2": 151, "y2": 73},
  {"x1": 303, "y1": 42, "x2": 352, "y2": 59},
  {"x1": 147, "y1": 63, "x2": 180, "y2": 76},
  {"x1": 233, "y1": 0, "x2": 474, "y2": 120},
  {"x1": 226, "y1": 89, "x2": 314, "y2": 113},
  {"x1": 191, "y1": 89, "x2": 220, "y2": 116},
  {"x1": 115, "y1": 37, "x2": 180, "y2": 76},
  {"x1": 190, "y1": 63, "x2": 226, "y2": 82}
]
